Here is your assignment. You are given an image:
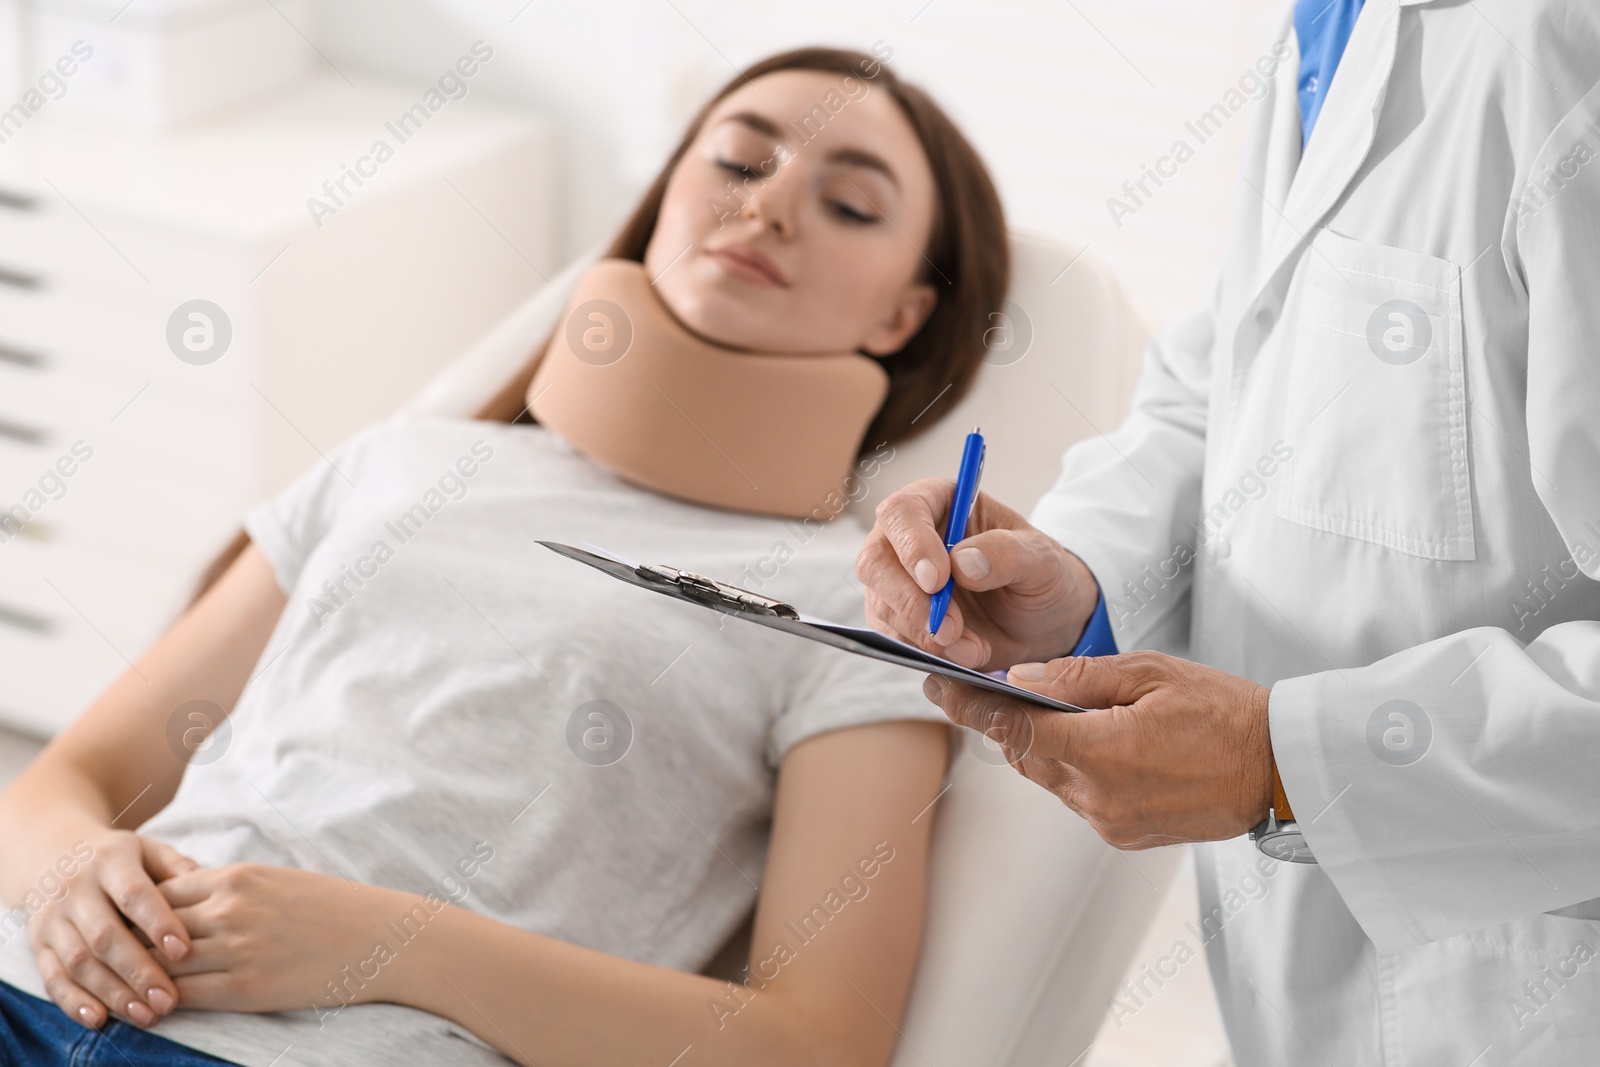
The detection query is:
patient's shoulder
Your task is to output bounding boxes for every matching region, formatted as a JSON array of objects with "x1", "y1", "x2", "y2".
[{"x1": 348, "y1": 414, "x2": 528, "y2": 466}]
